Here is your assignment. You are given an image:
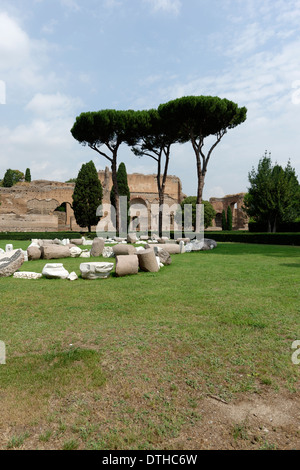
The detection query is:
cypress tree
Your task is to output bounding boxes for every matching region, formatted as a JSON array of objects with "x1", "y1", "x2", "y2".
[
  {"x1": 110, "y1": 162, "x2": 131, "y2": 233},
  {"x1": 221, "y1": 209, "x2": 227, "y2": 231},
  {"x1": 72, "y1": 161, "x2": 103, "y2": 232},
  {"x1": 226, "y1": 205, "x2": 233, "y2": 231},
  {"x1": 25, "y1": 168, "x2": 31, "y2": 182},
  {"x1": 3, "y1": 169, "x2": 14, "y2": 187}
]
